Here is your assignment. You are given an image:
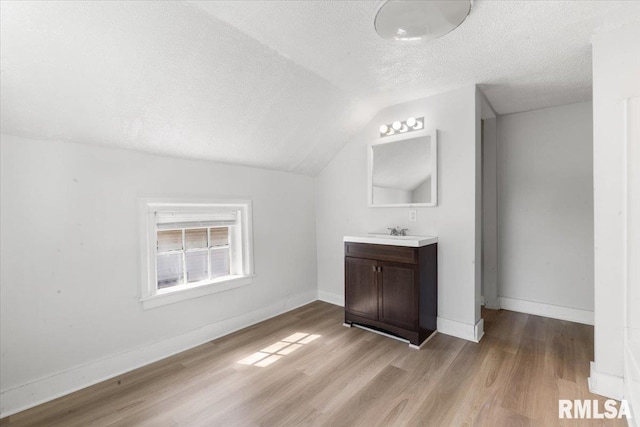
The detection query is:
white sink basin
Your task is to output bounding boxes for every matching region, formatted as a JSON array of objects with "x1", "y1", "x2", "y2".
[
  {"x1": 344, "y1": 234, "x2": 437, "y2": 248},
  {"x1": 367, "y1": 234, "x2": 420, "y2": 240}
]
